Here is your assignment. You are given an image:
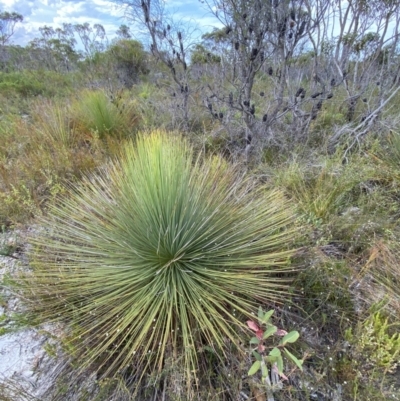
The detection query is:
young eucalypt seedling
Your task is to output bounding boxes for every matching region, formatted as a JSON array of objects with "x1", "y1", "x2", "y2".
[{"x1": 247, "y1": 308, "x2": 303, "y2": 401}]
